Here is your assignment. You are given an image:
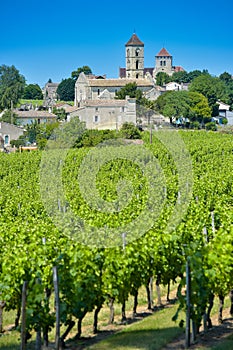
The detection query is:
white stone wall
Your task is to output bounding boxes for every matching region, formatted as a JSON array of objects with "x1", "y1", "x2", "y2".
[
  {"x1": 70, "y1": 99, "x2": 136, "y2": 130},
  {"x1": 0, "y1": 122, "x2": 24, "y2": 146}
]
